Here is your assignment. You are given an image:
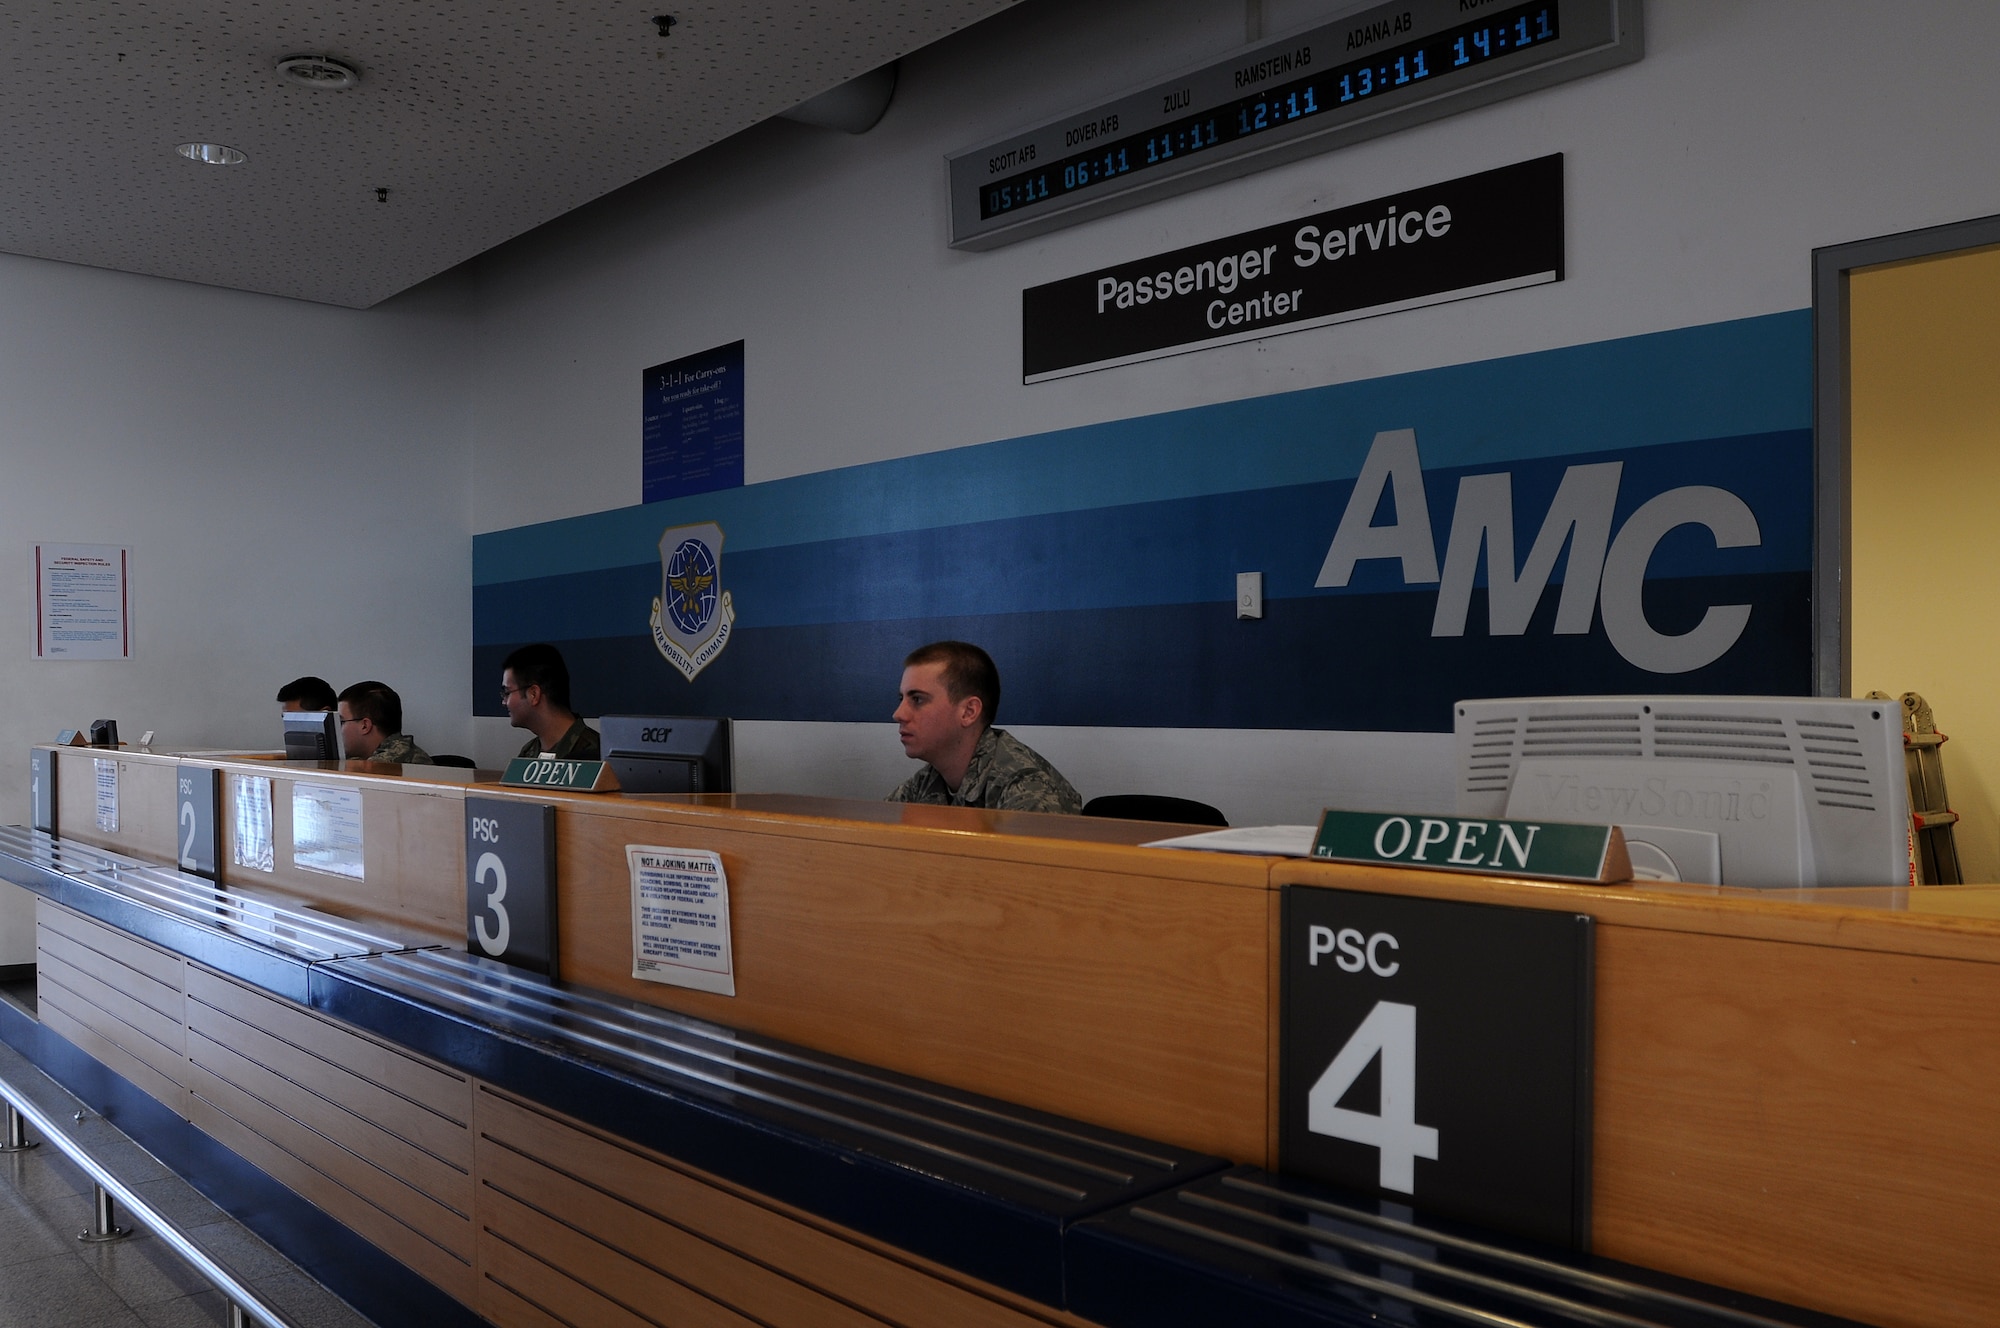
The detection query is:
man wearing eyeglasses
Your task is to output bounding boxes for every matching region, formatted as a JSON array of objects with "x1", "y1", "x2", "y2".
[
  {"x1": 502, "y1": 643, "x2": 601, "y2": 760},
  {"x1": 337, "y1": 681, "x2": 434, "y2": 765}
]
